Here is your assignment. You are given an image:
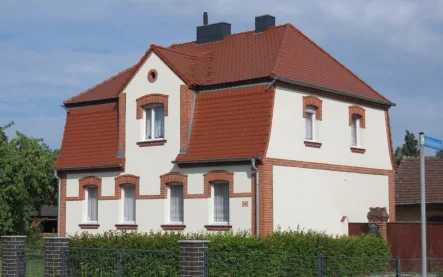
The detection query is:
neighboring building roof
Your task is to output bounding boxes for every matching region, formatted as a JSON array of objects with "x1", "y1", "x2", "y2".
[
  {"x1": 396, "y1": 157, "x2": 443, "y2": 205},
  {"x1": 32, "y1": 205, "x2": 58, "y2": 217},
  {"x1": 175, "y1": 84, "x2": 274, "y2": 162},
  {"x1": 55, "y1": 103, "x2": 124, "y2": 169},
  {"x1": 64, "y1": 24, "x2": 391, "y2": 106}
]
